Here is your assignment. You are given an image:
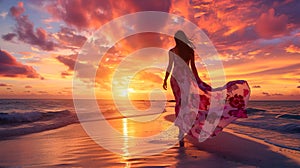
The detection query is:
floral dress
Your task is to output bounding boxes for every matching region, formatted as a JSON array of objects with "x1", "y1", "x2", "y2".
[{"x1": 170, "y1": 49, "x2": 250, "y2": 141}]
